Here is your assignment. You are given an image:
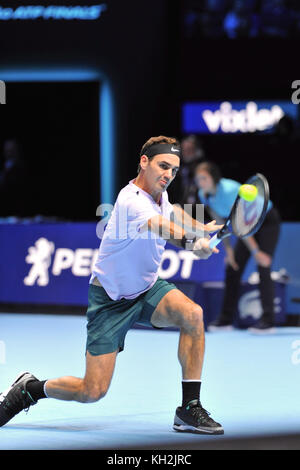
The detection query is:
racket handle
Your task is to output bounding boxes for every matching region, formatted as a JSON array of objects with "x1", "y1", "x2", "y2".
[{"x1": 209, "y1": 233, "x2": 221, "y2": 249}]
